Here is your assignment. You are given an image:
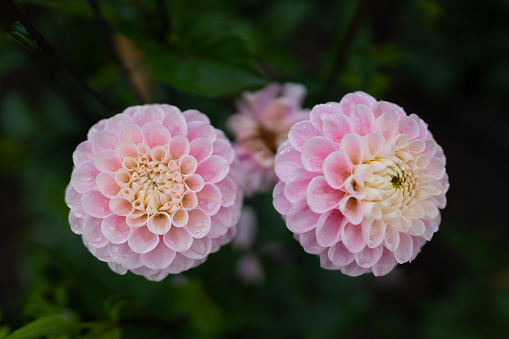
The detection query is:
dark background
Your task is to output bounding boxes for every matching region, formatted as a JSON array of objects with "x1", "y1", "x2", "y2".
[{"x1": 1, "y1": 0, "x2": 508, "y2": 338}]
